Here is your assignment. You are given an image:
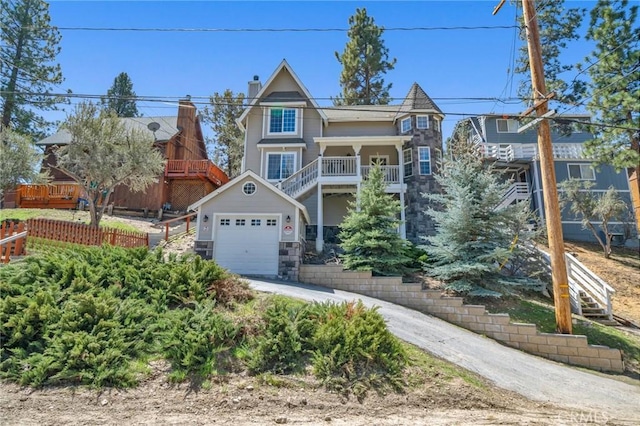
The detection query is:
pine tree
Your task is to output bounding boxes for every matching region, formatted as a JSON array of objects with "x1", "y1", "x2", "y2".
[
  {"x1": 515, "y1": 0, "x2": 586, "y2": 107},
  {"x1": 202, "y1": 89, "x2": 245, "y2": 178},
  {"x1": 581, "y1": 0, "x2": 639, "y2": 193},
  {"x1": 101, "y1": 72, "x2": 139, "y2": 117},
  {"x1": 334, "y1": 8, "x2": 396, "y2": 106},
  {"x1": 338, "y1": 164, "x2": 410, "y2": 276},
  {"x1": 0, "y1": 0, "x2": 64, "y2": 138},
  {"x1": 56, "y1": 102, "x2": 165, "y2": 227},
  {"x1": 423, "y1": 138, "x2": 544, "y2": 297}
]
